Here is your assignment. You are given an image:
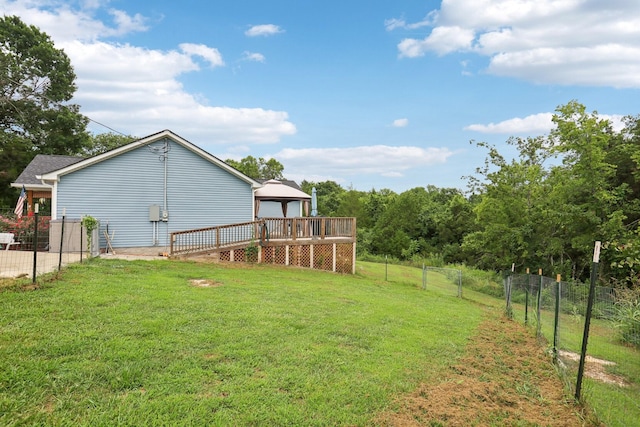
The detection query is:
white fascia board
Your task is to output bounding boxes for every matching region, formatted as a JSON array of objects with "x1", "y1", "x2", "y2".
[
  {"x1": 39, "y1": 129, "x2": 261, "y2": 188},
  {"x1": 10, "y1": 182, "x2": 51, "y2": 190},
  {"x1": 39, "y1": 130, "x2": 173, "y2": 182}
]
